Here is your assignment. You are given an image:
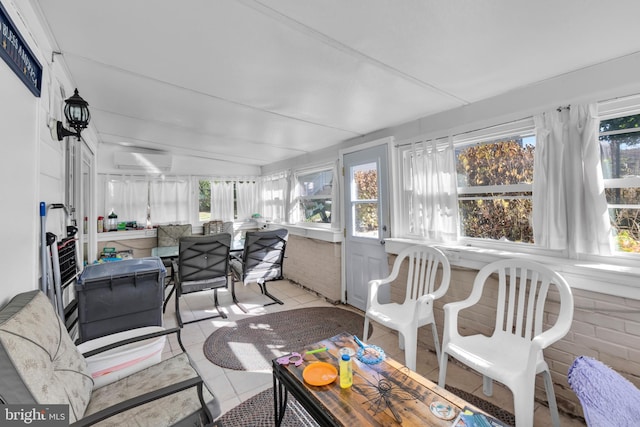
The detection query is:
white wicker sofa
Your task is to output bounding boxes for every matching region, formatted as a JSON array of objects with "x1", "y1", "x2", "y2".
[{"x1": 0, "y1": 290, "x2": 221, "y2": 426}]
